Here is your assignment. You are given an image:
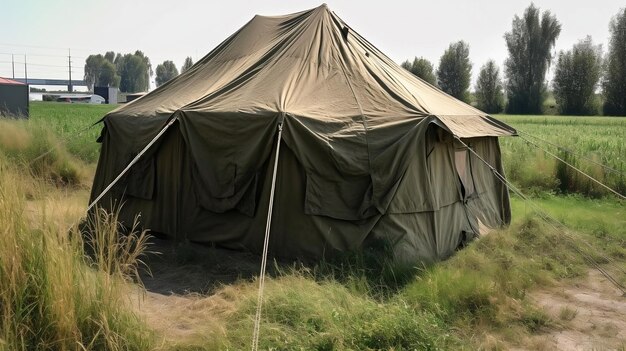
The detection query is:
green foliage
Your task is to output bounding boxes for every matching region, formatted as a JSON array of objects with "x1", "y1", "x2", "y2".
[
  {"x1": 224, "y1": 274, "x2": 455, "y2": 350},
  {"x1": 98, "y1": 60, "x2": 120, "y2": 88},
  {"x1": 85, "y1": 50, "x2": 153, "y2": 93},
  {"x1": 155, "y1": 60, "x2": 180, "y2": 87},
  {"x1": 119, "y1": 53, "x2": 150, "y2": 93},
  {"x1": 401, "y1": 56, "x2": 438, "y2": 86},
  {"x1": 603, "y1": 8, "x2": 626, "y2": 116},
  {"x1": 553, "y1": 36, "x2": 603, "y2": 115},
  {"x1": 475, "y1": 60, "x2": 505, "y2": 113},
  {"x1": 84, "y1": 53, "x2": 121, "y2": 90},
  {"x1": 181, "y1": 56, "x2": 194, "y2": 73},
  {"x1": 504, "y1": 4, "x2": 561, "y2": 114},
  {"x1": 497, "y1": 115, "x2": 626, "y2": 197},
  {"x1": 402, "y1": 215, "x2": 591, "y2": 335},
  {"x1": 437, "y1": 41, "x2": 472, "y2": 102},
  {"x1": 134, "y1": 50, "x2": 154, "y2": 89}
]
